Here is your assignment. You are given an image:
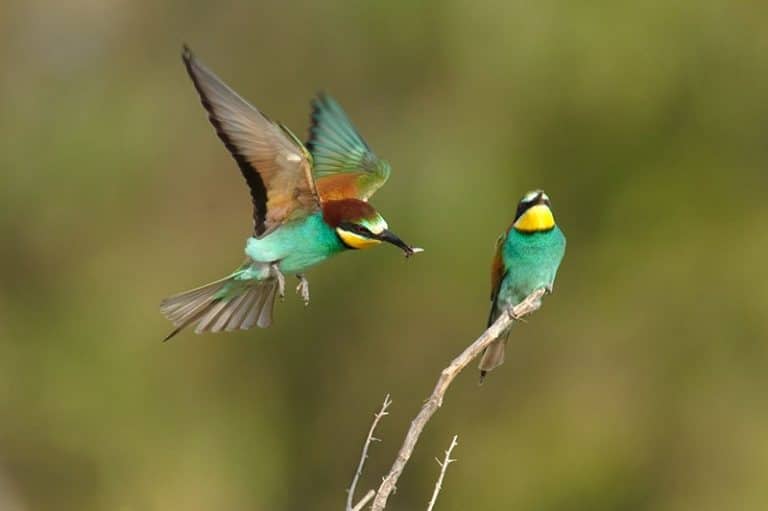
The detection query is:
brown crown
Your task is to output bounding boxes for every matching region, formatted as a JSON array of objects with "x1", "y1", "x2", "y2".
[{"x1": 322, "y1": 199, "x2": 377, "y2": 228}]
